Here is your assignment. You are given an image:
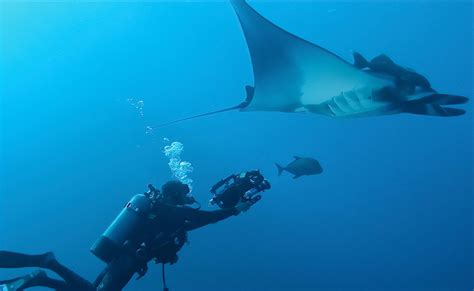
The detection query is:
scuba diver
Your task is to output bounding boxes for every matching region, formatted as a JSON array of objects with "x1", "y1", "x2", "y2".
[{"x1": 0, "y1": 170, "x2": 271, "y2": 291}]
